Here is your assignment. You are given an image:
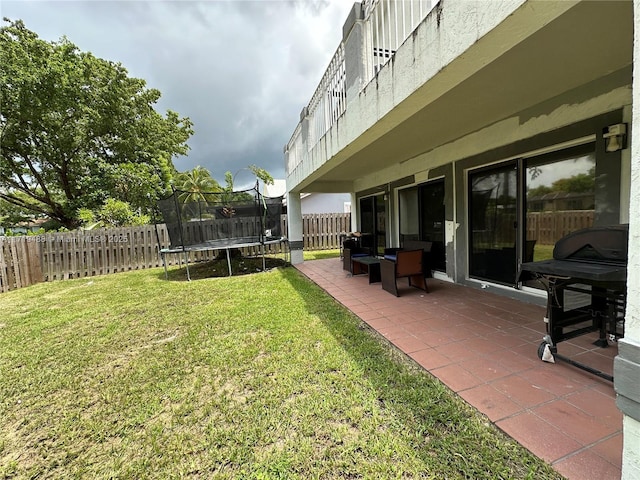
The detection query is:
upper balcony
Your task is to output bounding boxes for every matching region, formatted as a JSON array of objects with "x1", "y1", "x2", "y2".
[{"x1": 284, "y1": 0, "x2": 633, "y2": 194}]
